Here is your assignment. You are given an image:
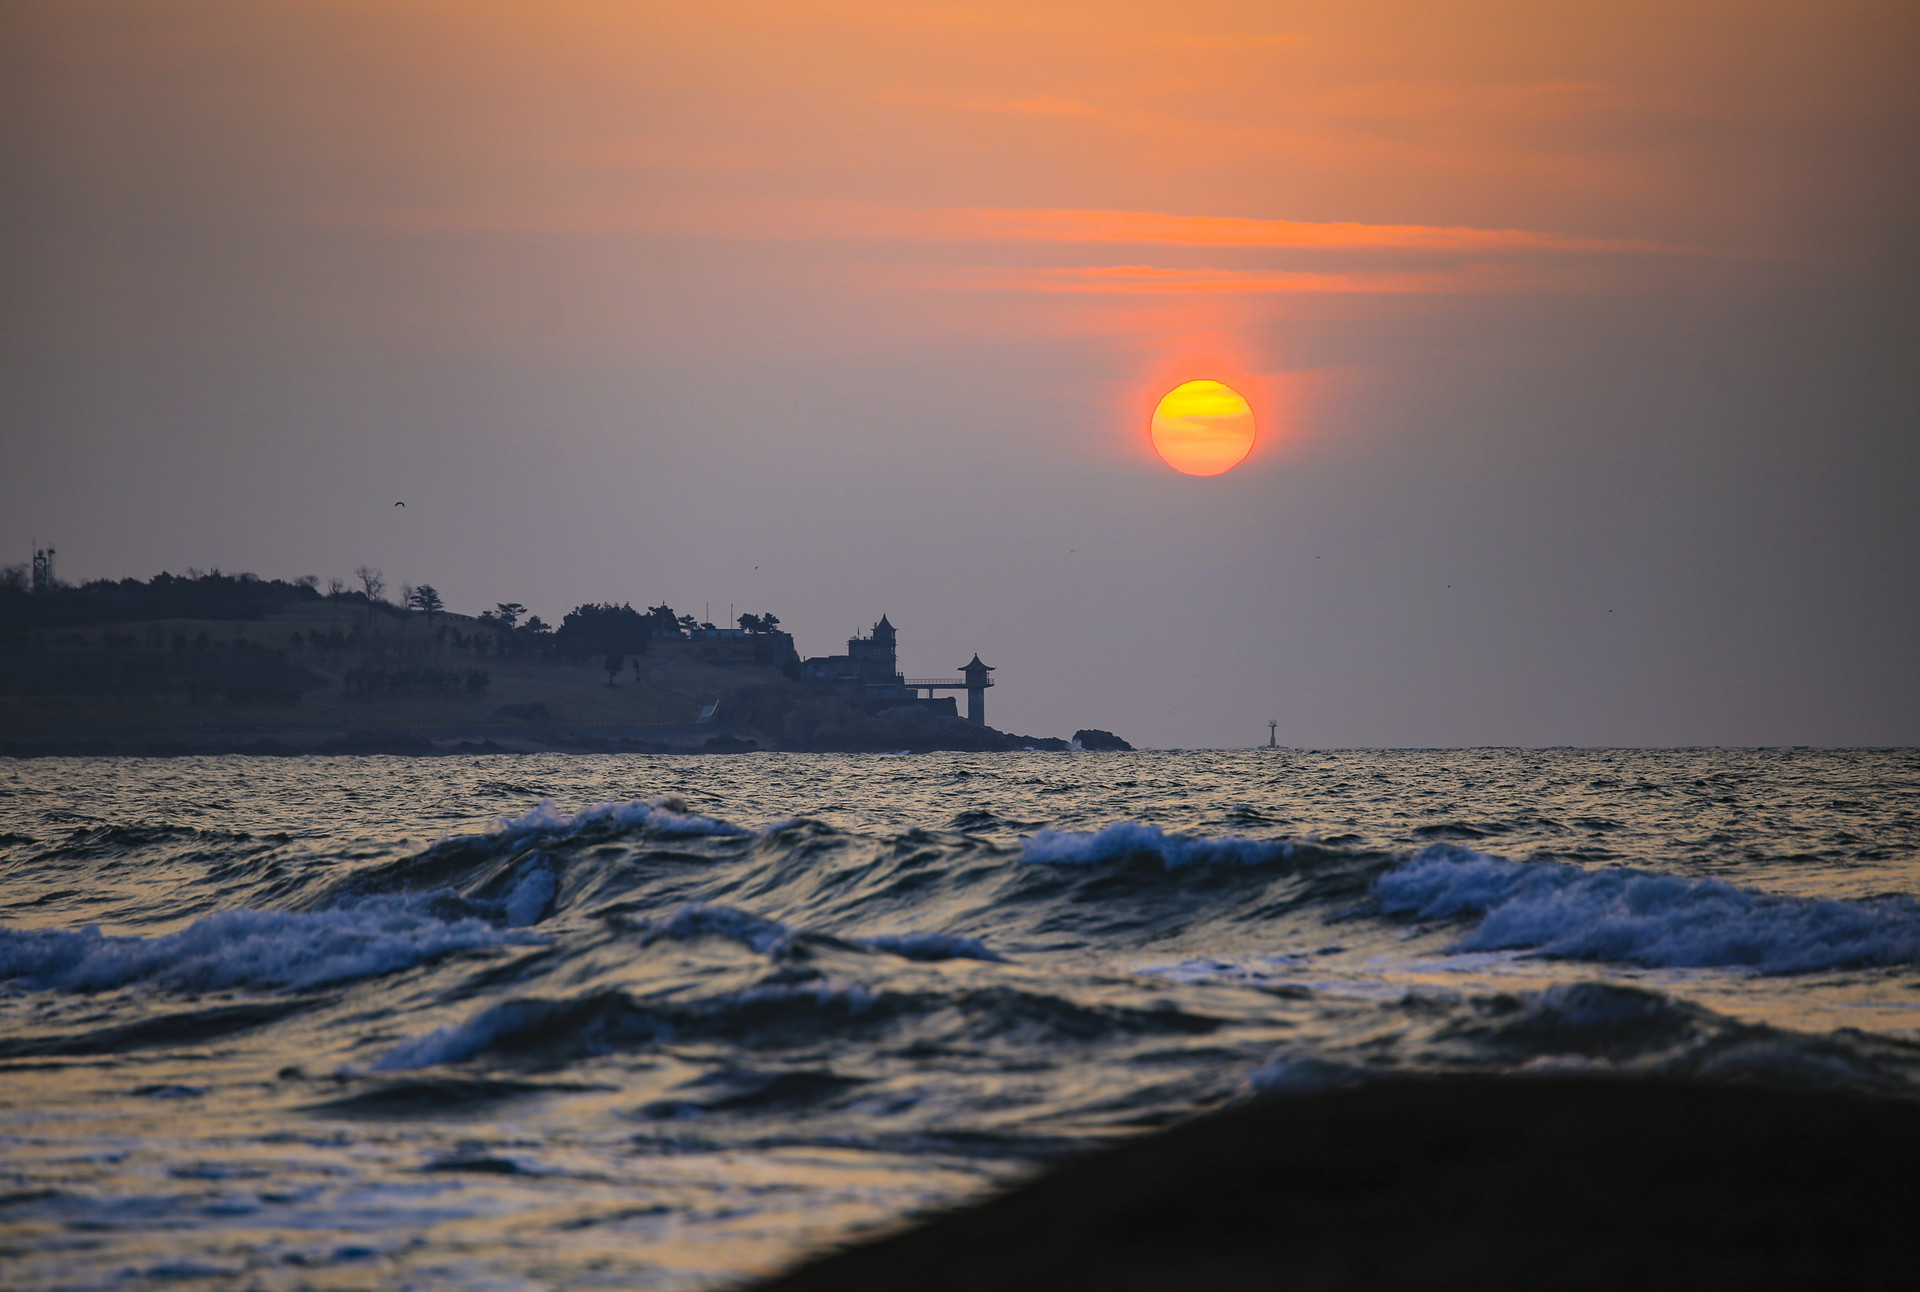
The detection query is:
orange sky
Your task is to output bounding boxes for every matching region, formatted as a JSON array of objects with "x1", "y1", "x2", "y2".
[
  {"x1": 167, "y1": 0, "x2": 1911, "y2": 441},
  {"x1": 3, "y1": 0, "x2": 1916, "y2": 743}
]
